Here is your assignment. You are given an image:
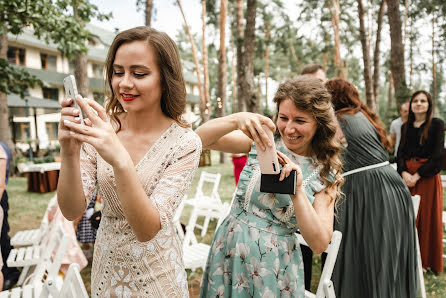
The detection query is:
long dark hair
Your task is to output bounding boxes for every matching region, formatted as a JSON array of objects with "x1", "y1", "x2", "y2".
[
  {"x1": 400, "y1": 90, "x2": 433, "y2": 147},
  {"x1": 104, "y1": 26, "x2": 188, "y2": 131},
  {"x1": 325, "y1": 78, "x2": 392, "y2": 152}
]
